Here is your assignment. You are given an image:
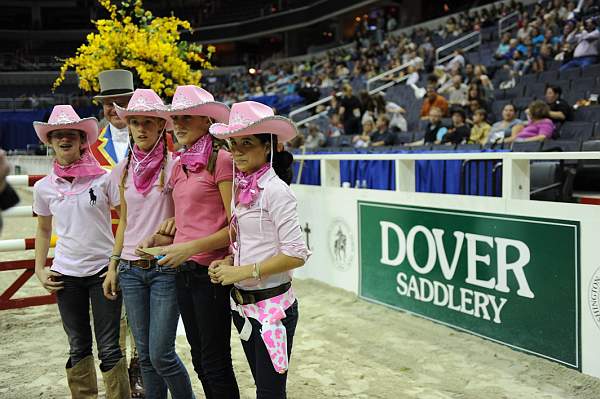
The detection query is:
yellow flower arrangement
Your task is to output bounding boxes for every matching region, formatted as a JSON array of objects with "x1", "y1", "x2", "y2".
[{"x1": 53, "y1": 0, "x2": 214, "y2": 97}]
